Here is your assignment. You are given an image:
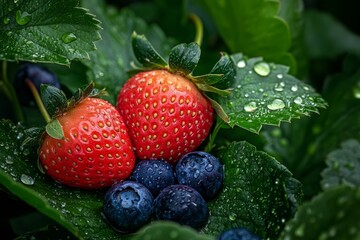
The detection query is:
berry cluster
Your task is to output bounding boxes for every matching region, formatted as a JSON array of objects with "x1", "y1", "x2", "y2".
[
  {"x1": 16, "y1": 32, "x2": 237, "y2": 236},
  {"x1": 102, "y1": 151, "x2": 224, "y2": 233}
]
